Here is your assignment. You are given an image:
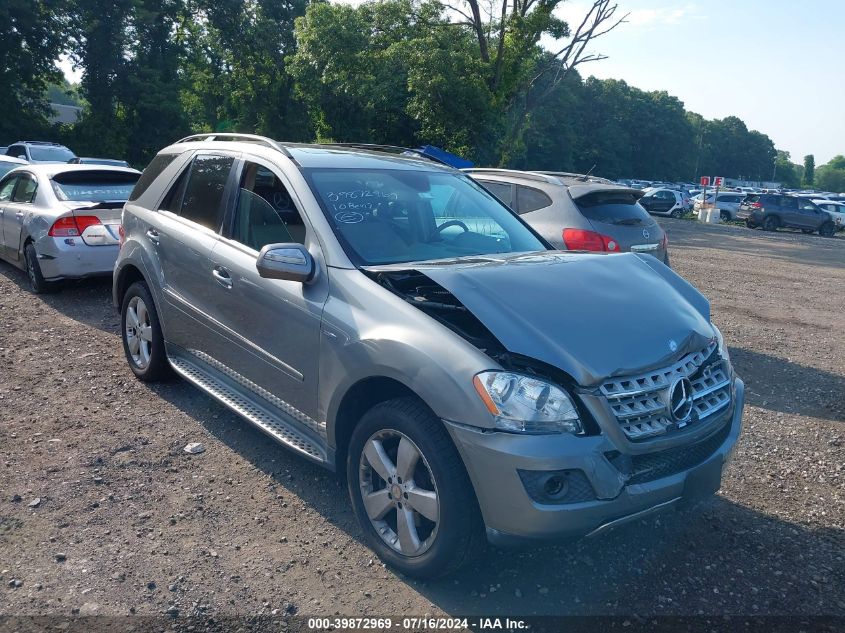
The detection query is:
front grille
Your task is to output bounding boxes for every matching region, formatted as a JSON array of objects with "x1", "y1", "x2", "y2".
[
  {"x1": 607, "y1": 421, "x2": 732, "y2": 485},
  {"x1": 600, "y1": 343, "x2": 732, "y2": 441}
]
